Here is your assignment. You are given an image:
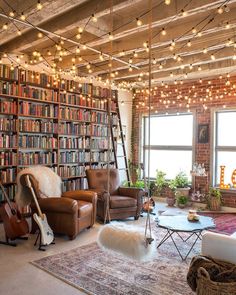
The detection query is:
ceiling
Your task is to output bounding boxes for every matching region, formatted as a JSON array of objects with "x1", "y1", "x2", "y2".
[{"x1": 0, "y1": 0, "x2": 236, "y2": 88}]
